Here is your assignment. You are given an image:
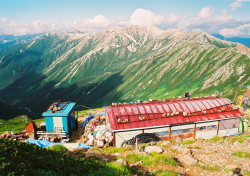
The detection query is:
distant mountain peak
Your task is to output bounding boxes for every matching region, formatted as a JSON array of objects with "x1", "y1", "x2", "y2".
[{"x1": 211, "y1": 33, "x2": 250, "y2": 48}]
